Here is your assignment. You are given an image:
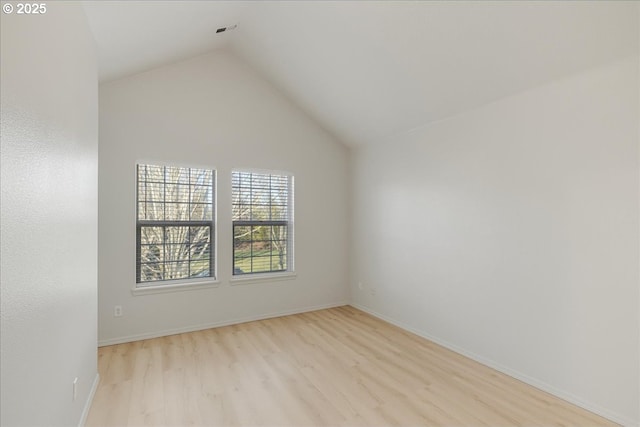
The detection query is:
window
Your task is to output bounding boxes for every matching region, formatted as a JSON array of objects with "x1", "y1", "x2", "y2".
[
  {"x1": 136, "y1": 164, "x2": 215, "y2": 284},
  {"x1": 232, "y1": 171, "x2": 294, "y2": 276}
]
